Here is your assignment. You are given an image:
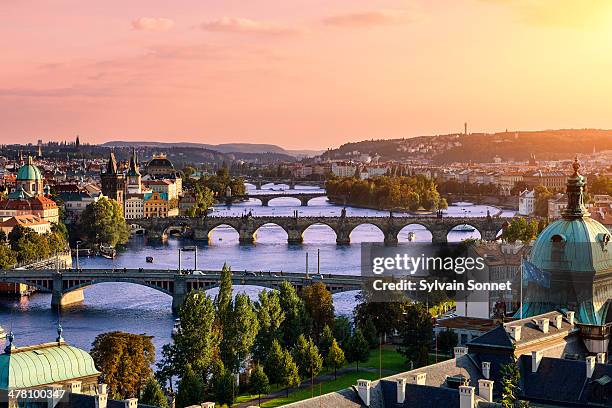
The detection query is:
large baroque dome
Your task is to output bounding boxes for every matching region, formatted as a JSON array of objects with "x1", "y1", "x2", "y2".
[
  {"x1": 528, "y1": 158, "x2": 612, "y2": 325},
  {"x1": 16, "y1": 156, "x2": 43, "y2": 181}
]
